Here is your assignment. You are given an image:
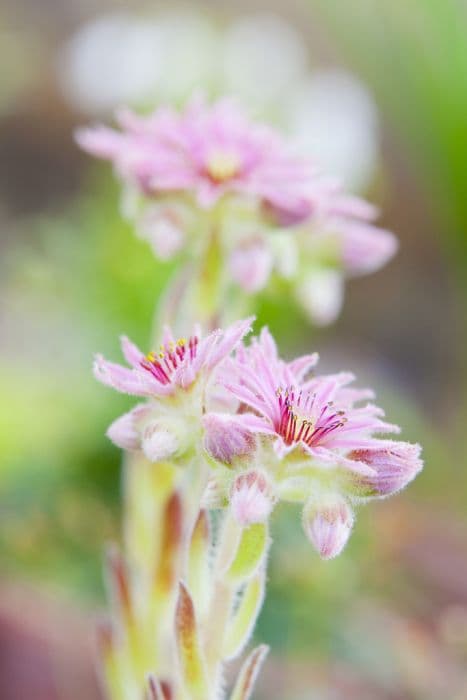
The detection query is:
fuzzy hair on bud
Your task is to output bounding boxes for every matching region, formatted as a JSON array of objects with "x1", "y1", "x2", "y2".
[
  {"x1": 303, "y1": 495, "x2": 354, "y2": 560},
  {"x1": 142, "y1": 423, "x2": 179, "y2": 463},
  {"x1": 231, "y1": 470, "x2": 274, "y2": 527}
]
